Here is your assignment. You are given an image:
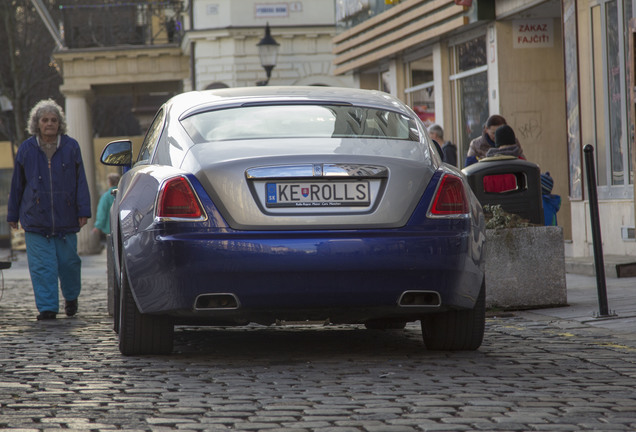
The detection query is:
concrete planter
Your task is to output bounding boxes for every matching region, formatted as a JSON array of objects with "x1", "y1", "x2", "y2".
[{"x1": 485, "y1": 226, "x2": 567, "y2": 310}]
